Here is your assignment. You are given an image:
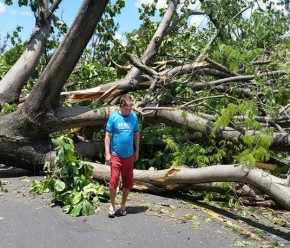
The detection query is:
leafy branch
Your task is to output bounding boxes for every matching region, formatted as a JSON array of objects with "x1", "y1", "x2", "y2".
[
  {"x1": 31, "y1": 135, "x2": 109, "y2": 217},
  {"x1": 213, "y1": 100, "x2": 272, "y2": 167}
]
